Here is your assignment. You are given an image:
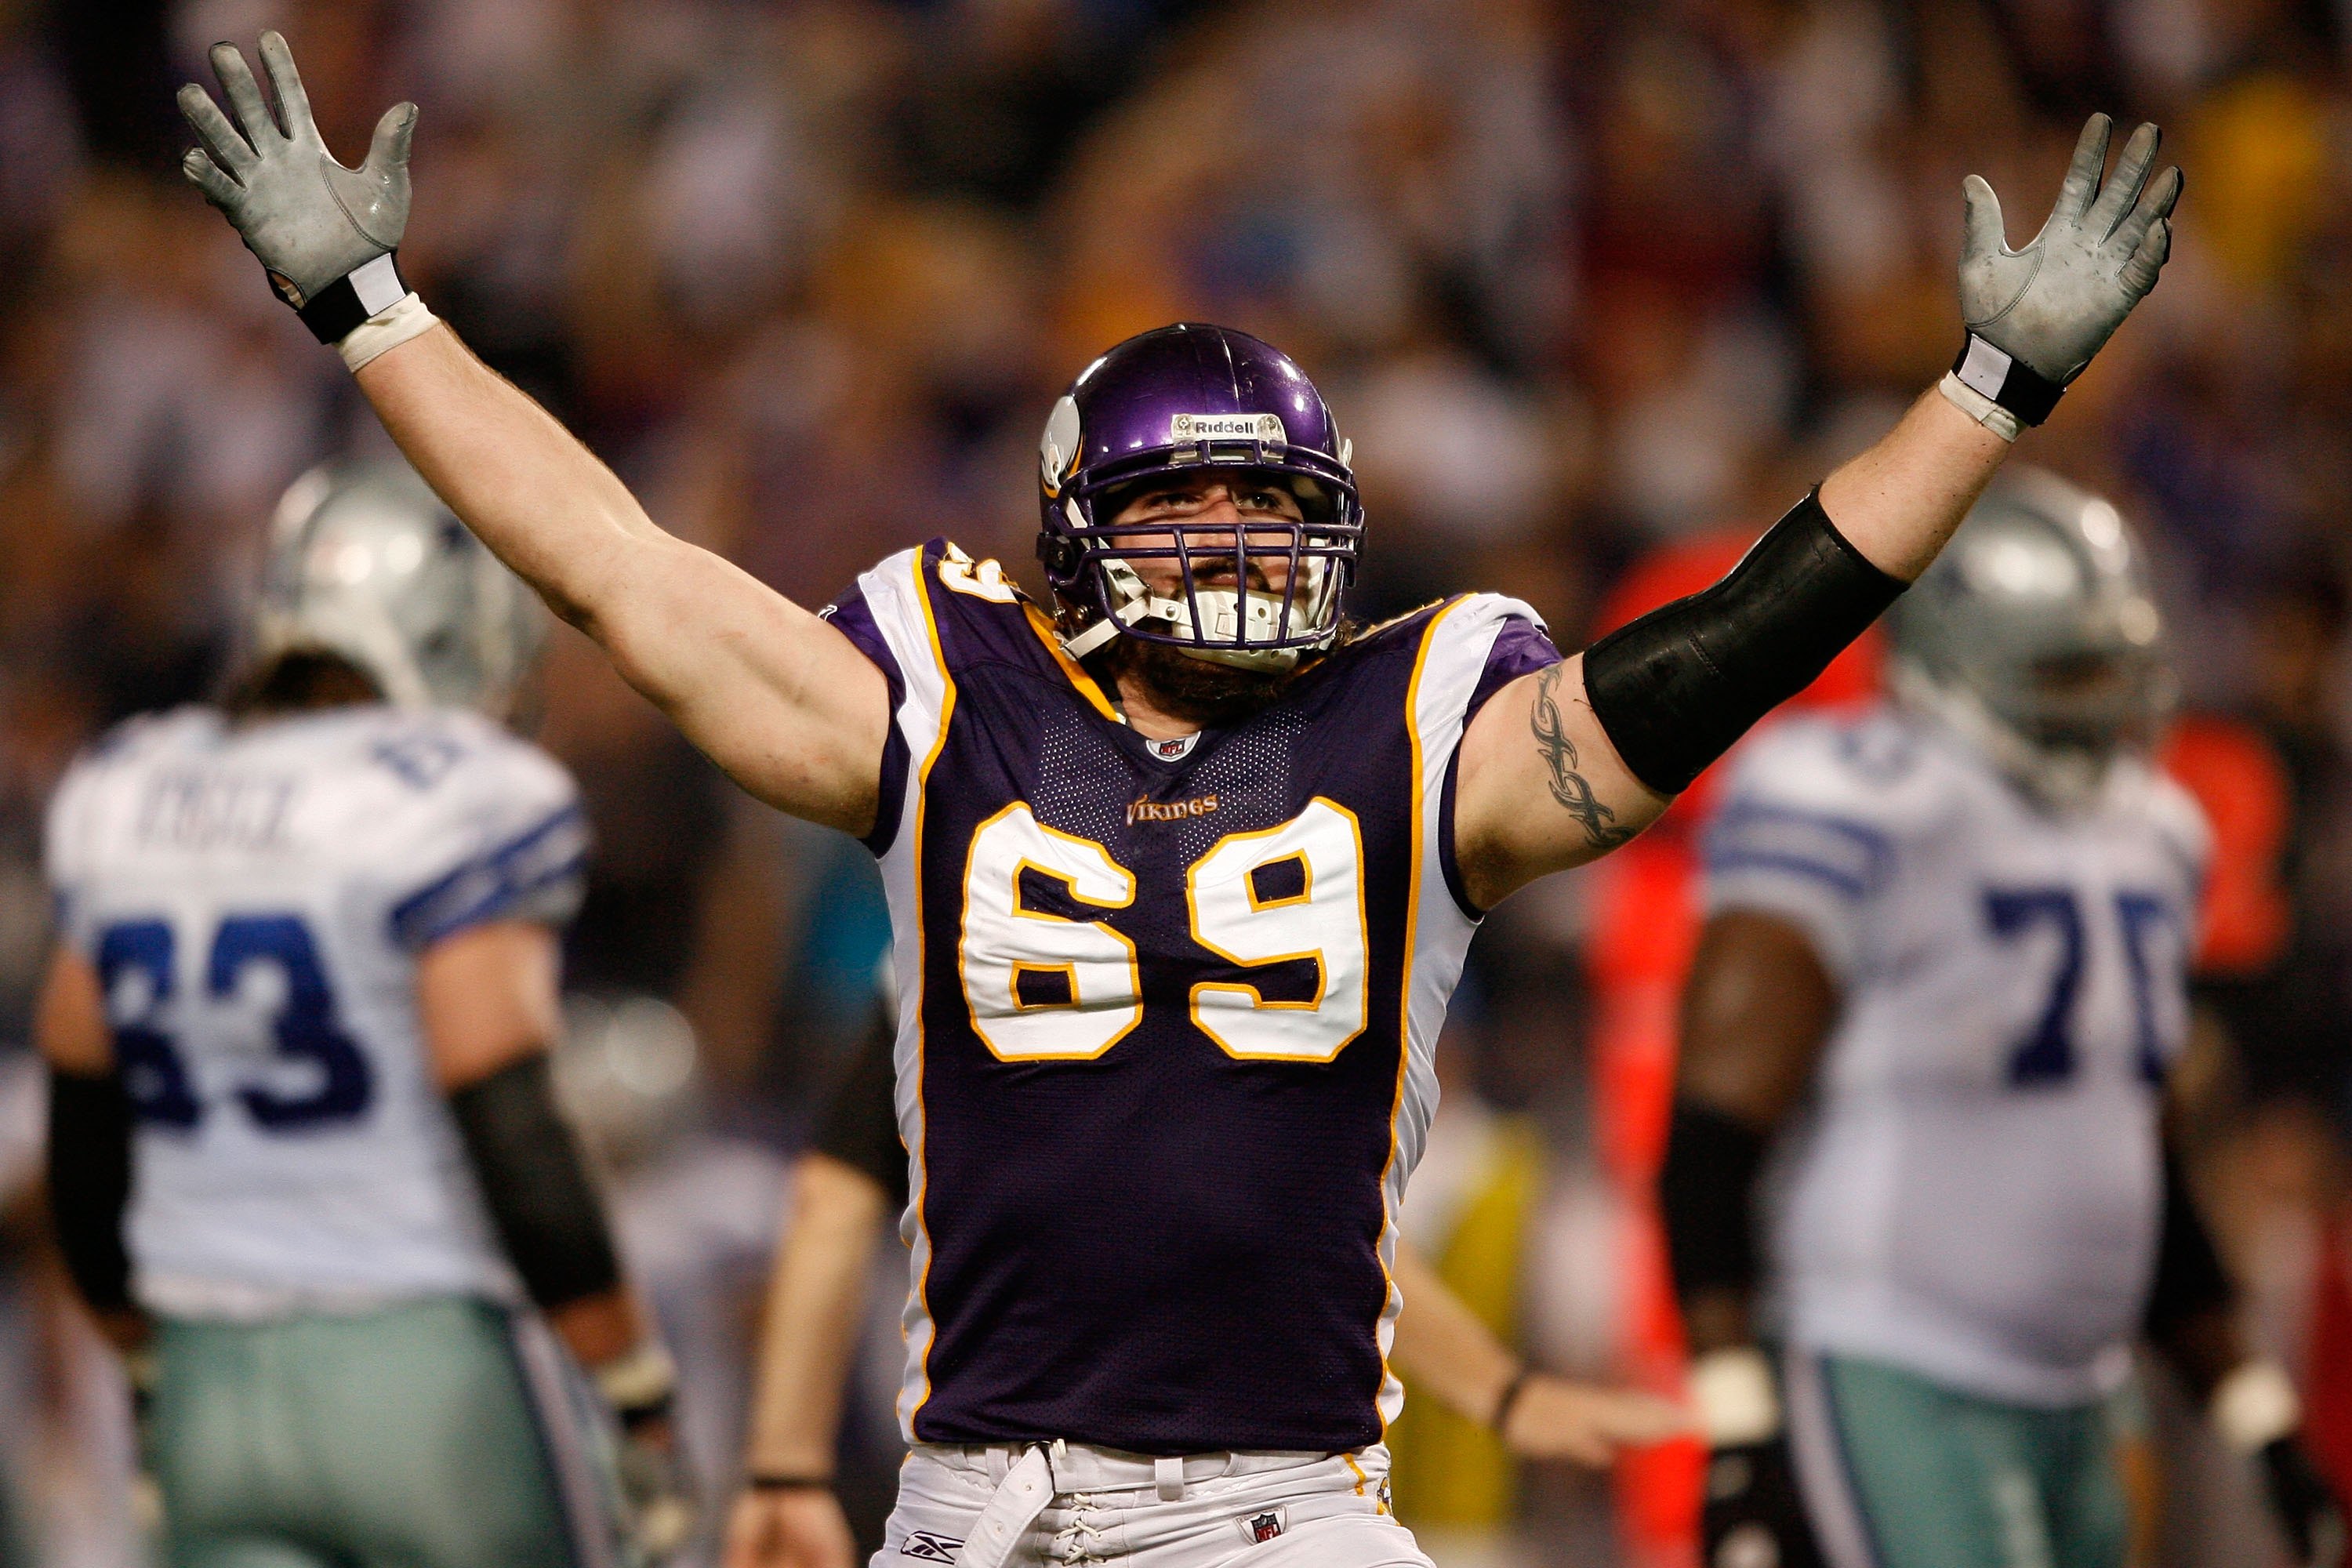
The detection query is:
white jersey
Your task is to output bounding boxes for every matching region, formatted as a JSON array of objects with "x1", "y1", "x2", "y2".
[
  {"x1": 1703, "y1": 706, "x2": 2209, "y2": 1406},
  {"x1": 45, "y1": 704, "x2": 588, "y2": 1314}
]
